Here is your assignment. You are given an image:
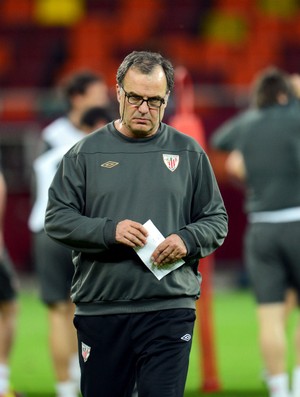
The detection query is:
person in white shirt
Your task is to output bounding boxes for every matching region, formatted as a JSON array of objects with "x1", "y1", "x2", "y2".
[{"x1": 28, "y1": 72, "x2": 111, "y2": 397}]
